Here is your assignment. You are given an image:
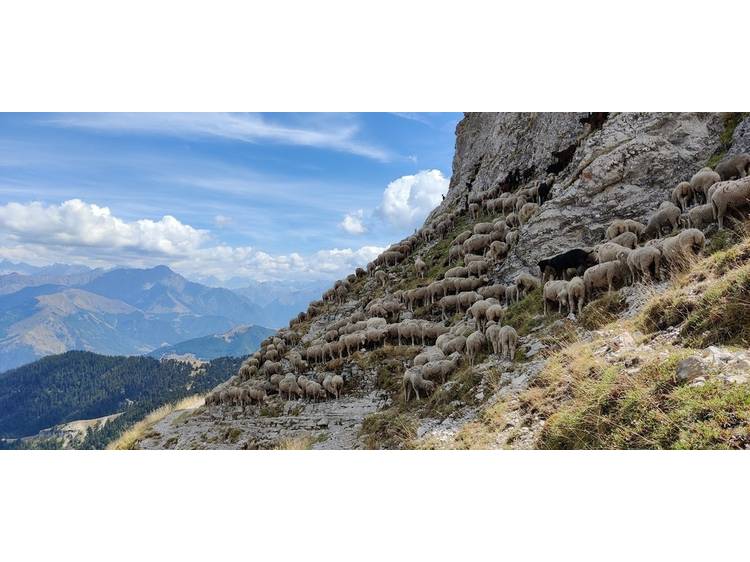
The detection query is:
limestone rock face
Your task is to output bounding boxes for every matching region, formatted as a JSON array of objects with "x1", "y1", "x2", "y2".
[
  {"x1": 431, "y1": 112, "x2": 725, "y2": 283},
  {"x1": 727, "y1": 115, "x2": 750, "y2": 156}
]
